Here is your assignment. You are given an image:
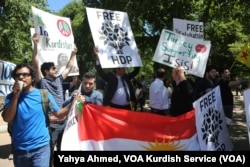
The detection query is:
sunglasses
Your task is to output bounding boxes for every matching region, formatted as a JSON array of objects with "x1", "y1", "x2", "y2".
[{"x1": 14, "y1": 72, "x2": 31, "y2": 78}]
